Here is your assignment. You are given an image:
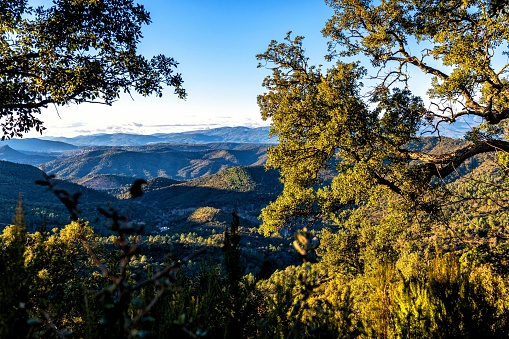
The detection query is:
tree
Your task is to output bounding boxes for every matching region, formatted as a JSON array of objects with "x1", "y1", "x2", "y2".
[
  {"x1": 0, "y1": 0, "x2": 186, "y2": 139},
  {"x1": 256, "y1": 0, "x2": 509, "y2": 234}
]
